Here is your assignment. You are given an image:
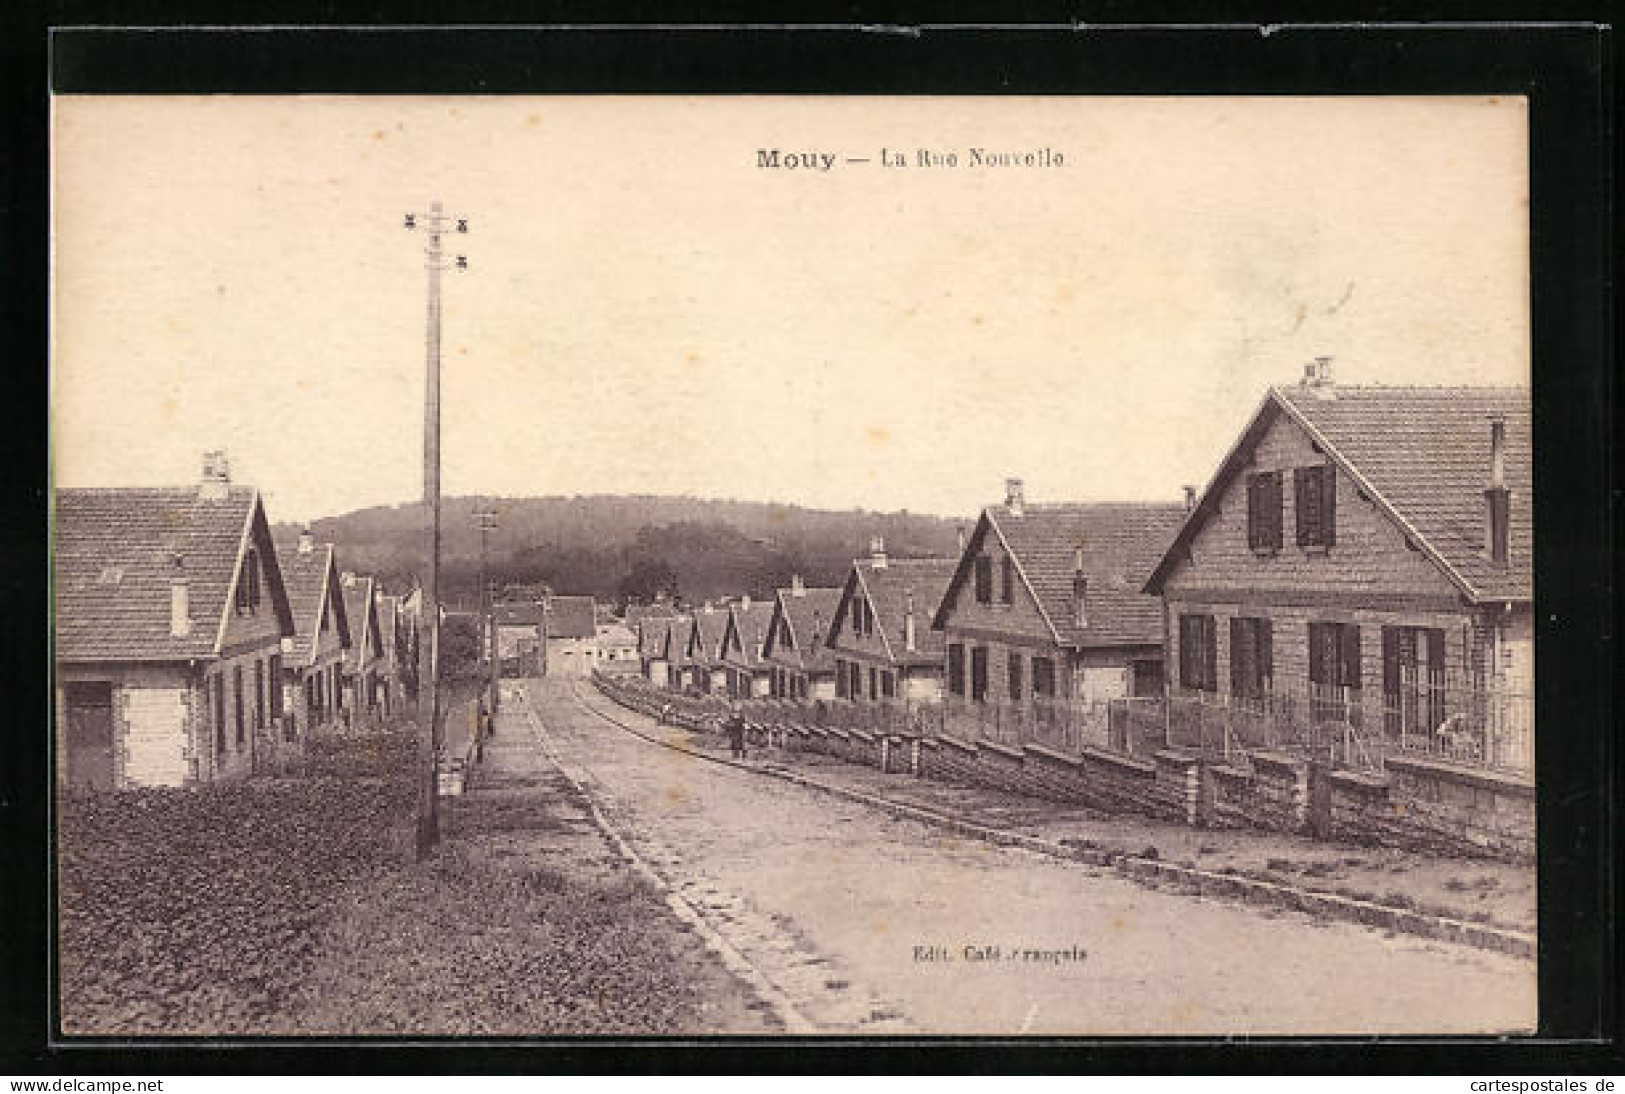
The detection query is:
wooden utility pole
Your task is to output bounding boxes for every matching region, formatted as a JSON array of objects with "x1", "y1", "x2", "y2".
[
  {"x1": 405, "y1": 201, "x2": 468, "y2": 857},
  {"x1": 477, "y1": 509, "x2": 500, "y2": 721}
]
